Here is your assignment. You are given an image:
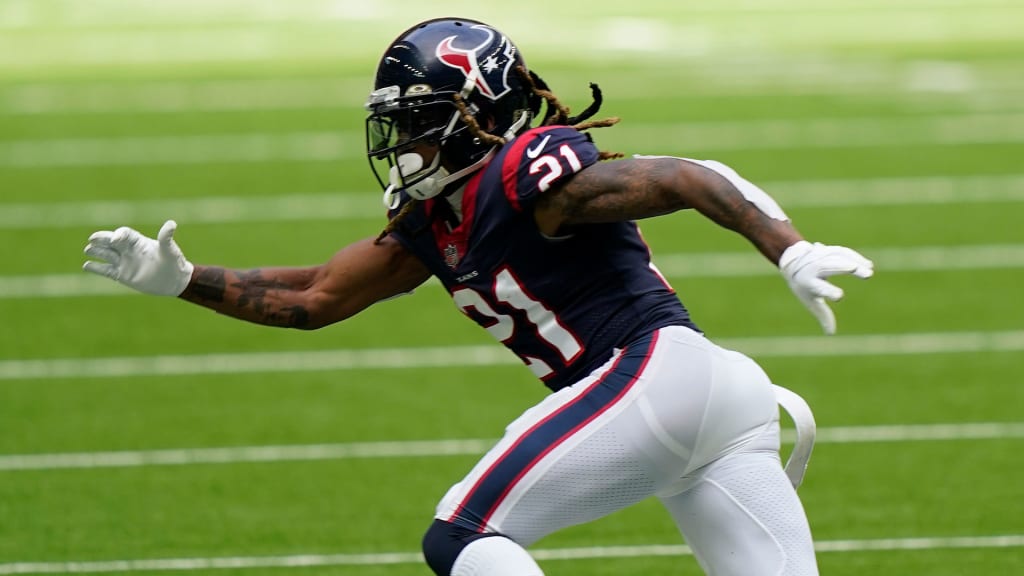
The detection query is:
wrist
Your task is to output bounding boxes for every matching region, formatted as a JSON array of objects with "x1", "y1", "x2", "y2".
[
  {"x1": 169, "y1": 260, "x2": 195, "y2": 297},
  {"x1": 779, "y1": 240, "x2": 812, "y2": 271}
]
